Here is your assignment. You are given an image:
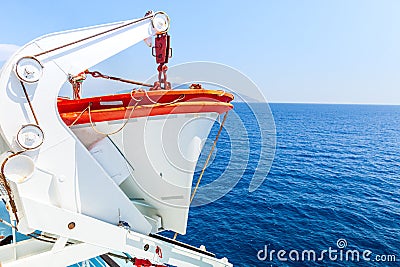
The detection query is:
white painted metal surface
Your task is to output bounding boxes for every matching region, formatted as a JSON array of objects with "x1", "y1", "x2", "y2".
[
  {"x1": 73, "y1": 112, "x2": 218, "y2": 234},
  {"x1": 0, "y1": 12, "x2": 232, "y2": 267},
  {"x1": 0, "y1": 15, "x2": 157, "y2": 235}
]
